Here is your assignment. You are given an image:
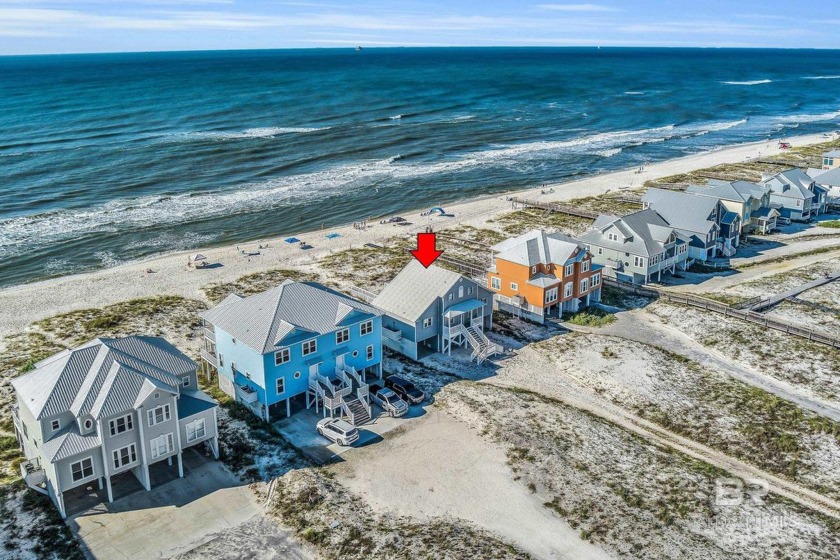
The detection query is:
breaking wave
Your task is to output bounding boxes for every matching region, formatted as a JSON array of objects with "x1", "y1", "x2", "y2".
[{"x1": 721, "y1": 79, "x2": 772, "y2": 86}]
